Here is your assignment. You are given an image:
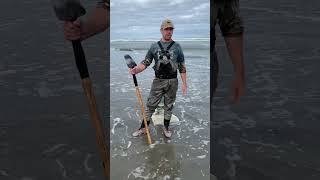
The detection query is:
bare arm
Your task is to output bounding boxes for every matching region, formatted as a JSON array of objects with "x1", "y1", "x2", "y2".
[
  {"x1": 225, "y1": 35, "x2": 244, "y2": 80},
  {"x1": 180, "y1": 73, "x2": 187, "y2": 85},
  {"x1": 178, "y1": 59, "x2": 187, "y2": 95},
  {"x1": 180, "y1": 72, "x2": 187, "y2": 95},
  {"x1": 134, "y1": 63, "x2": 146, "y2": 73},
  {"x1": 129, "y1": 63, "x2": 146, "y2": 74},
  {"x1": 225, "y1": 35, "x2": 245, "y2": 103},
  {"x1": 80, "y1": 7, "x2": 109, "y2": 40},
  {"x1": 218, "y1": 0, "x2": 245, "y2": 103},
  {"x1": 64, "y1": 4, "x2": 109, "y2": 41}
]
